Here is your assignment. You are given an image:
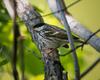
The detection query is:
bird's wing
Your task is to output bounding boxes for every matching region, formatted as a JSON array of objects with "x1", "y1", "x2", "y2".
[{"x1": 43, "y1": 24, "x2": 79, "y2": 40}]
